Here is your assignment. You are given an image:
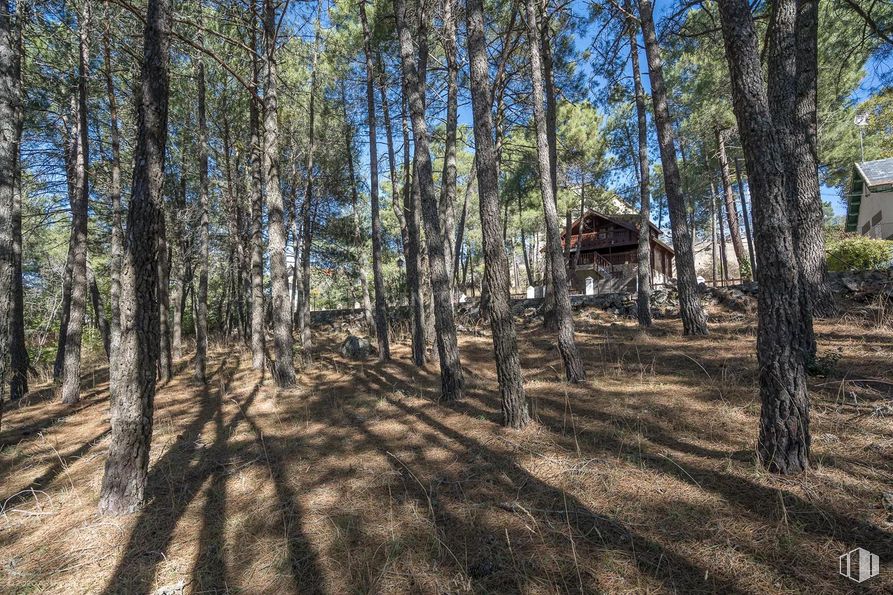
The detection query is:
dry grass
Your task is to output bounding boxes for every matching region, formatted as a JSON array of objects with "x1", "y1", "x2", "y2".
[{"x1": 1, "y1": 303, "x2": 891, "y2": 594}]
